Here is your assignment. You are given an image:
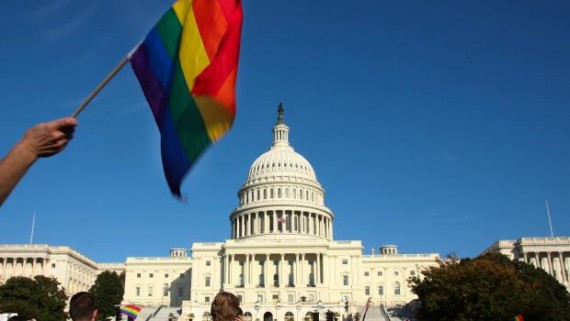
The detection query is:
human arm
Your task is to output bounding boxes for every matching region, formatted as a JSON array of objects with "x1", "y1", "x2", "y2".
[{"x1": 0, "y1": 117, "x2": 78, "y2": 207}]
